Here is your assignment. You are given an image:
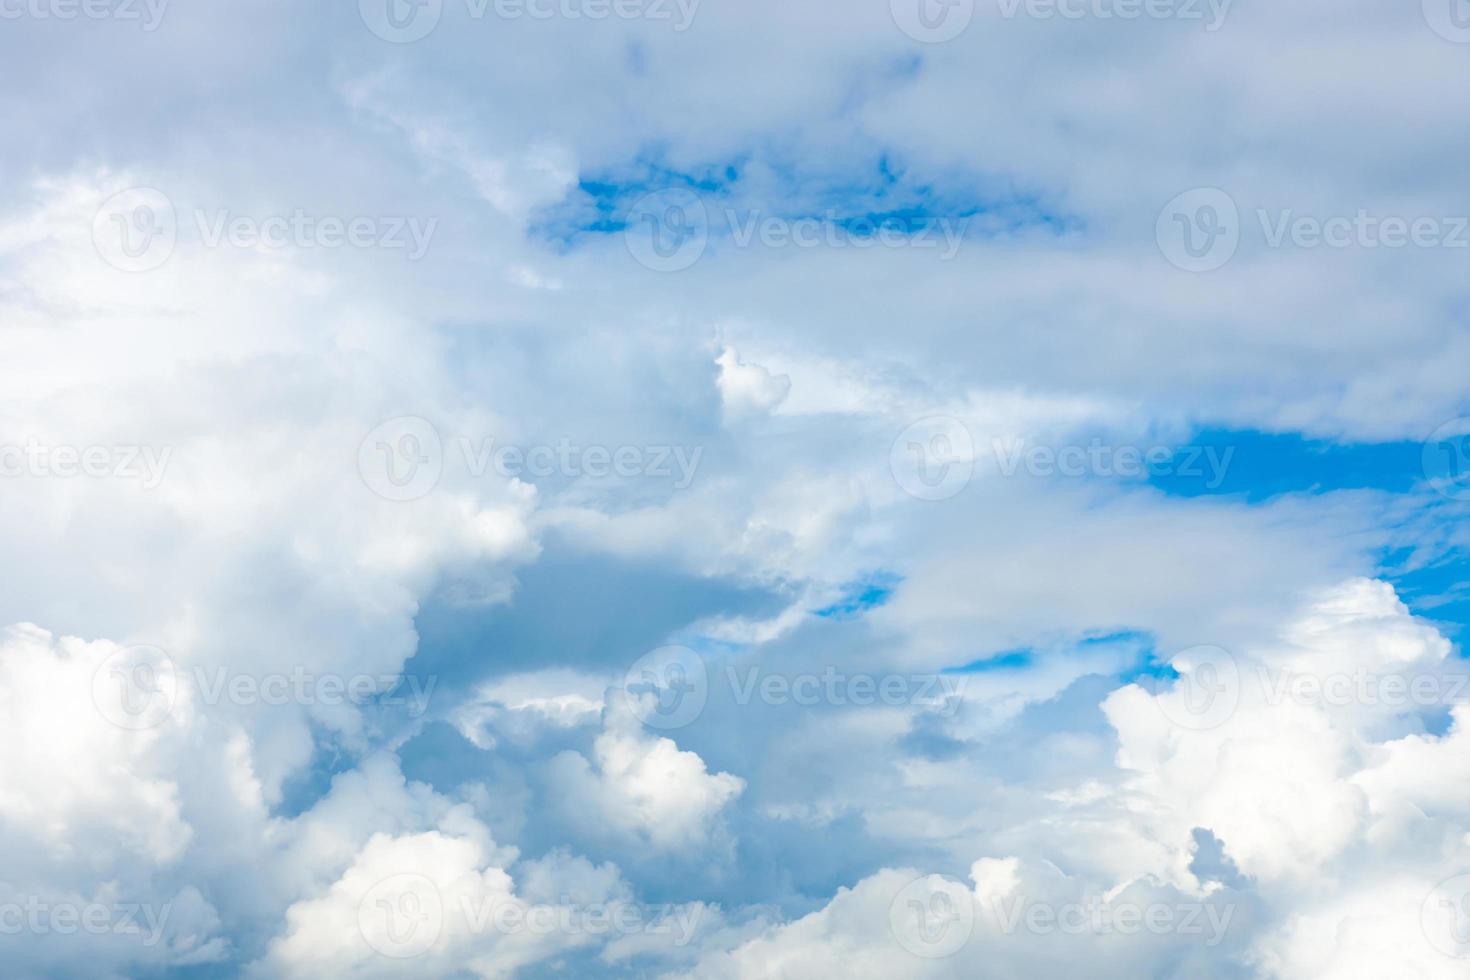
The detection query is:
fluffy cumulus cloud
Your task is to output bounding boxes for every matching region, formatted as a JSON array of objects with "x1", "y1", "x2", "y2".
[{"x1": 1, "y1": 1, "x2": 1468, "y2": 978}]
